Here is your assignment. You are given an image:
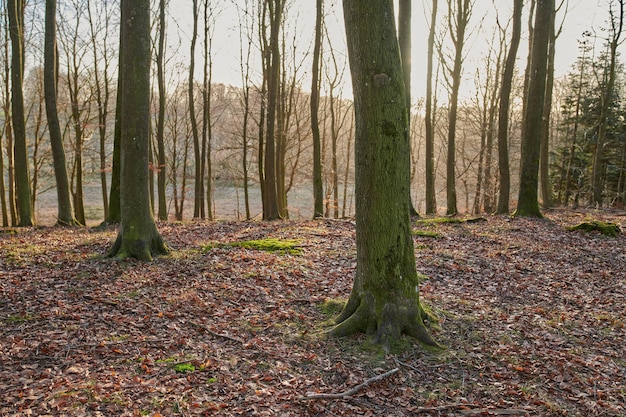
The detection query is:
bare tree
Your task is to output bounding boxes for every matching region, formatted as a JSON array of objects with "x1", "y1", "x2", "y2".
[
  {"x1": 311, "y1": 0, "x2": 324, "y2": 218},
  {"x1": 515, "y1": 0, "x2": 554, "y2": 217},
  {"x1": 592, "y1": 0, "x2": 623, "y2": 206},
  {"x1": 8, "y1": 0, "x2": 34, "y2": 226},
  {"x1": 497, "y1": 0, "x2": 522, "y2": 214},
  {"x1": 425, "y1": 0, "x2": 438, "y2": 214}
]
